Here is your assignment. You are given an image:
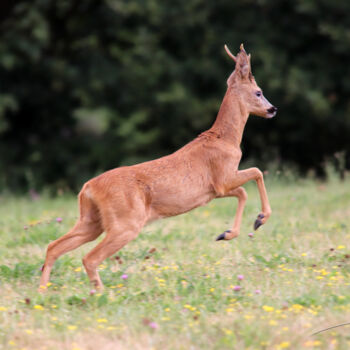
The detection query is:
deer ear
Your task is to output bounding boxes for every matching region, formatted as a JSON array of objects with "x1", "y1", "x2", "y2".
[
  {"x1": 227, "y1": 60, "x2": 250, "y2": 86},
  {"x1": 235, "y1": 44, "x2": 251, "y2": 80}
]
